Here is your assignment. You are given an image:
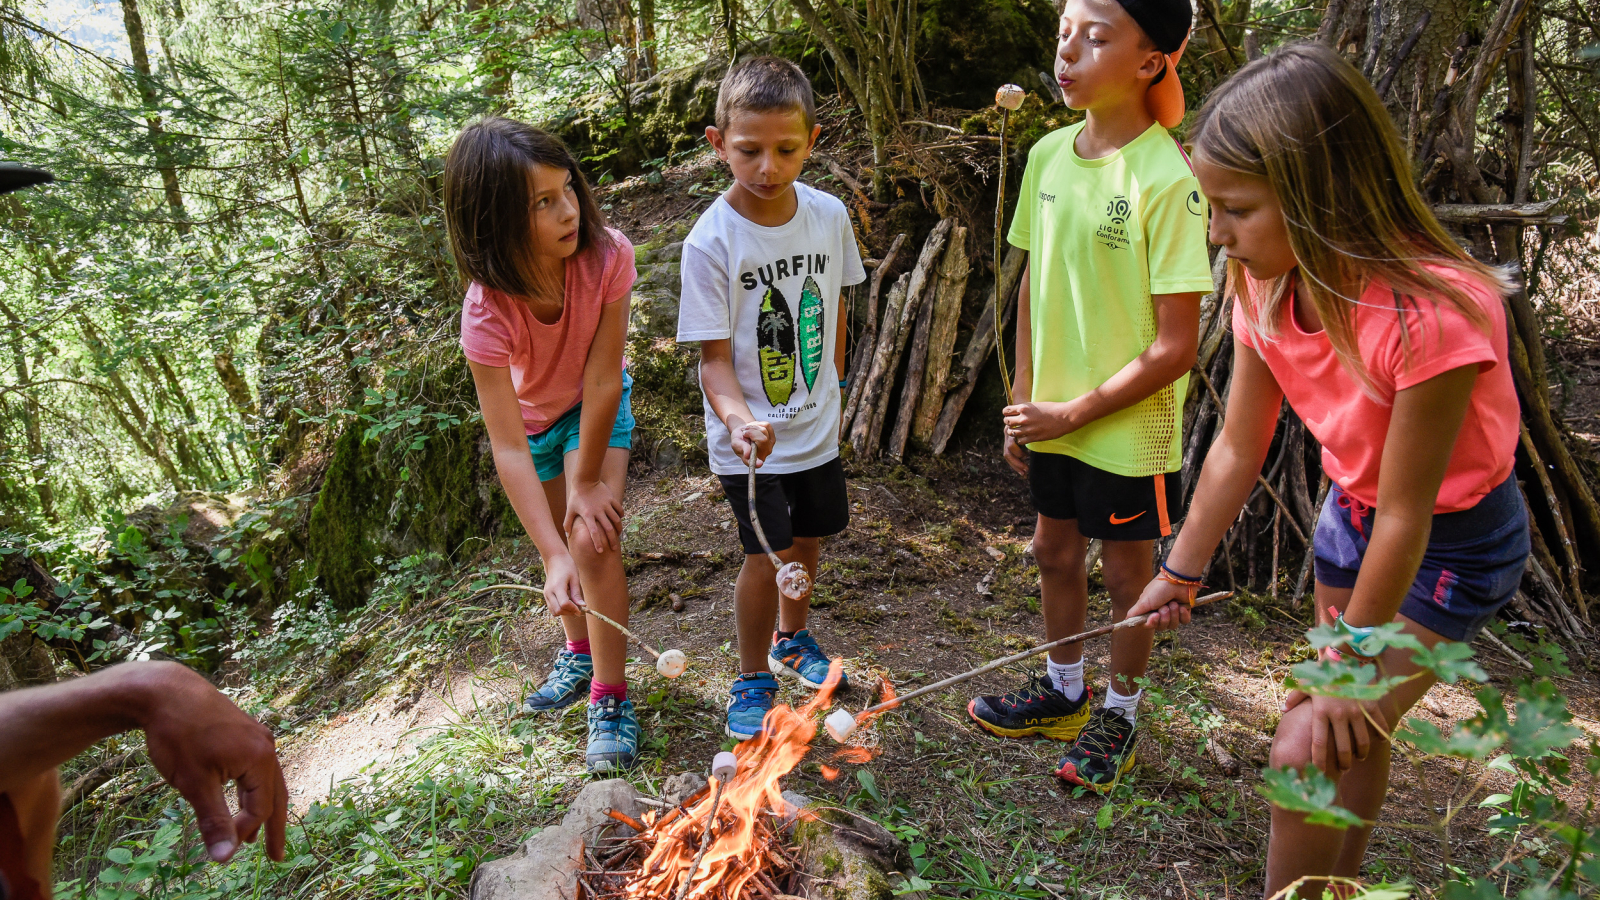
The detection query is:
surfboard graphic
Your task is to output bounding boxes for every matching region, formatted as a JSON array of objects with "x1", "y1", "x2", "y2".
[
  {"x1": 757, "y1": 286, "x2": 796, "y2": 407},
  {"x1": 798, "y1": 275, "x2": 824, "y2": 392}
]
